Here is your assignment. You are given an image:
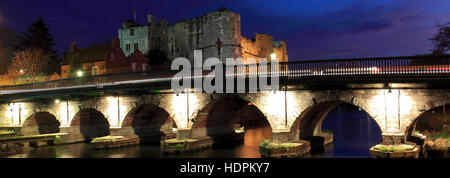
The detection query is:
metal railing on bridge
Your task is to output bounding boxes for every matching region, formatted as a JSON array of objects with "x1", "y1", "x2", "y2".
[{"x1": 1, "y1": 55, "x2": 450, "y2": 92}]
